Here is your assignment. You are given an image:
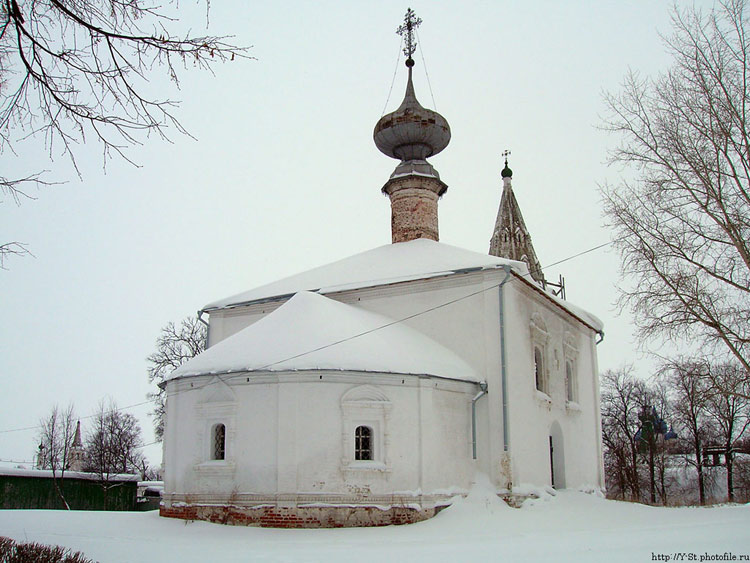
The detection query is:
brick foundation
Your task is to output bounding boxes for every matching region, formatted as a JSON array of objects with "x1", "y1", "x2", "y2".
[{"x1": 160, "y1": 503, "x2": 438, "y2": 528}]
